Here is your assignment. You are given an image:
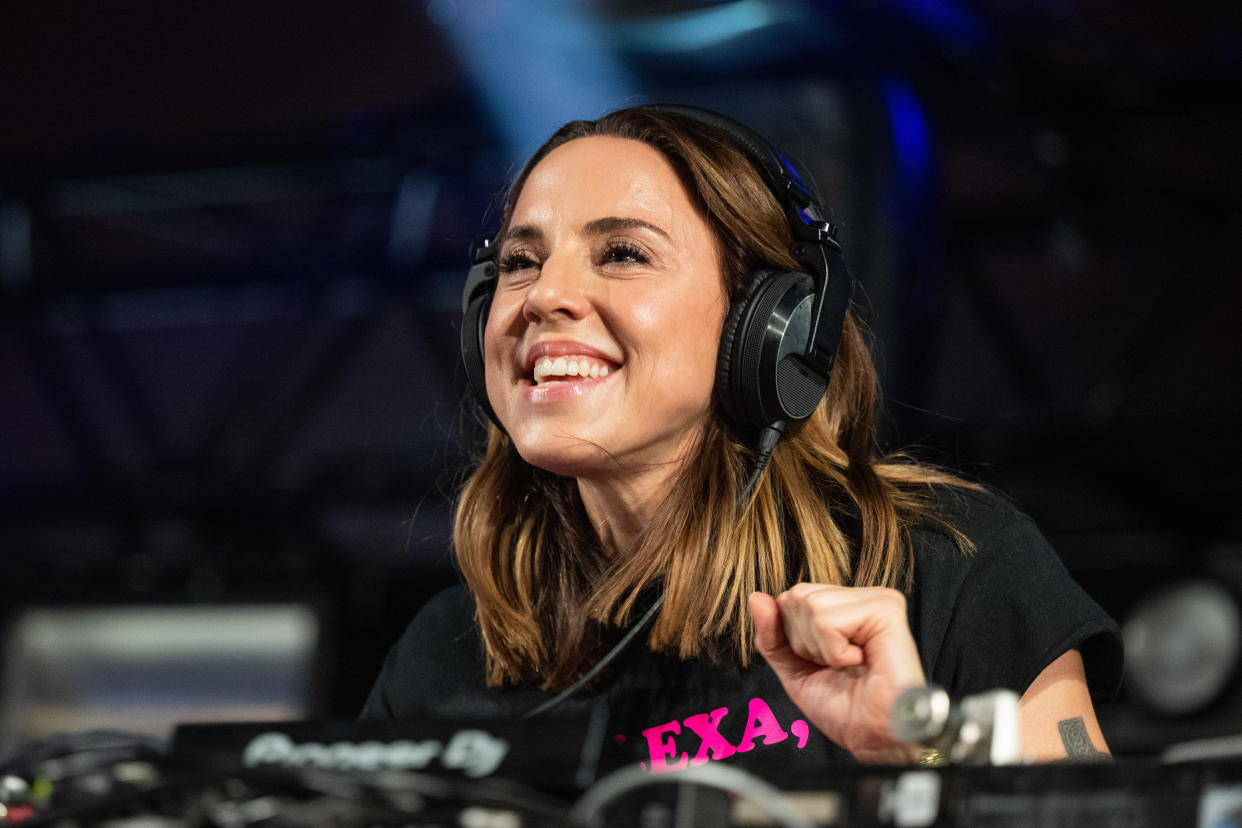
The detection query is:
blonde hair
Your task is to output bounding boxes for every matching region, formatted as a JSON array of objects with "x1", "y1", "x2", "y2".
[{"x1": 454, "y1": 107, "x2": 973, "y2": 689}]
